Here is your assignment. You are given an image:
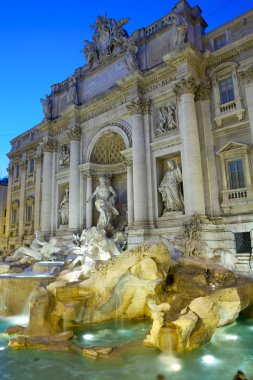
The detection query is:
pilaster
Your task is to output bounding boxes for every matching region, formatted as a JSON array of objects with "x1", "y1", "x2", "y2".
[{"x1": 240, "y1": 66, "x2": 253, "y2": 143}]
